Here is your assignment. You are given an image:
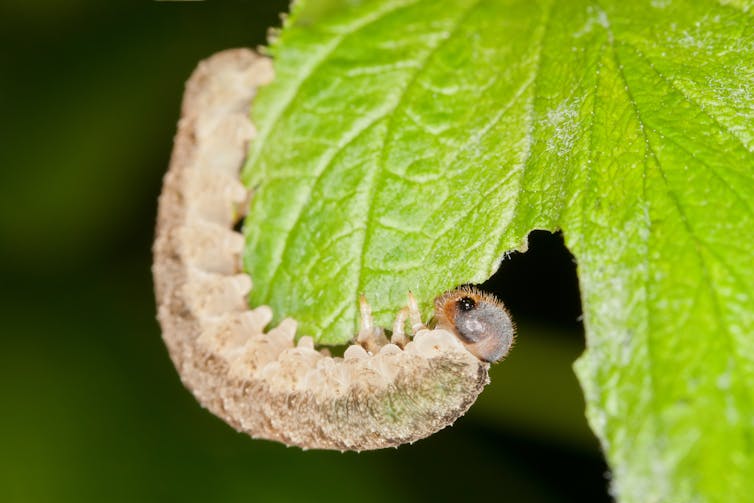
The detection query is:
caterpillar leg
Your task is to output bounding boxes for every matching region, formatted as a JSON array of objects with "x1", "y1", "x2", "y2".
[
  {"x1": 357, "y1": 294, "x2": 388, "y2": 353},
  {"x1": 407, "y1": 291, "x2": 427, "y2": 333},
  {"x1": 391, "y1": 307, "x2": 410, "y2": 347}
]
